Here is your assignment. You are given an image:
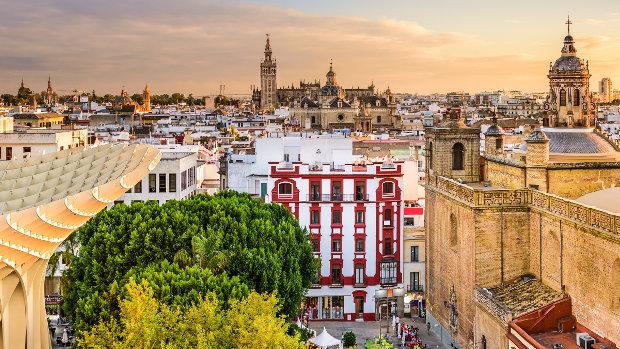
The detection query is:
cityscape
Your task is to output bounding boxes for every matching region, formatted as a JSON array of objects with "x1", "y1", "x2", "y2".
[{"x1": 0, "y1": 1, "x2": 619, "y2": 348}]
